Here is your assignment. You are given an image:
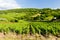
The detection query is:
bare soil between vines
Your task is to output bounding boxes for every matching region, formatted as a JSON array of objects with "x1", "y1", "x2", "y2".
[{"x1": 0, "y1": 33, "x2": 60, "y2": 40}]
